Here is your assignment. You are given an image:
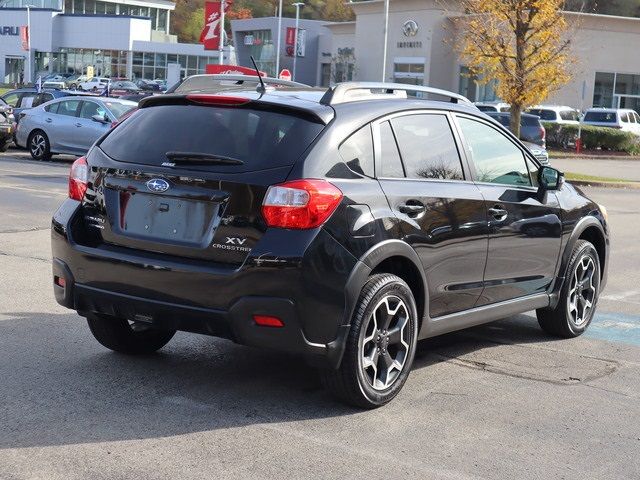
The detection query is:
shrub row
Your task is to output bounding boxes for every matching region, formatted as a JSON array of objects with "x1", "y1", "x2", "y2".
[{"x1": 542, "y1": 122, "x2": 640, "y2": 155}]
